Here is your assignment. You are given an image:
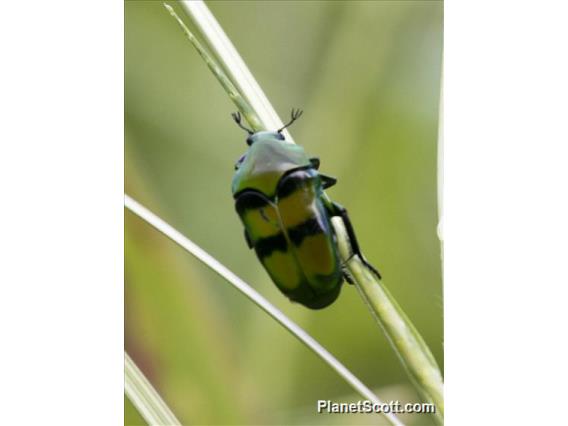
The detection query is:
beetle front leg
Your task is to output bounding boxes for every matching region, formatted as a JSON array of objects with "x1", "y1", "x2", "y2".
[{"x1": 331, "y1": 202, "x2": 382, "y2": 280}]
